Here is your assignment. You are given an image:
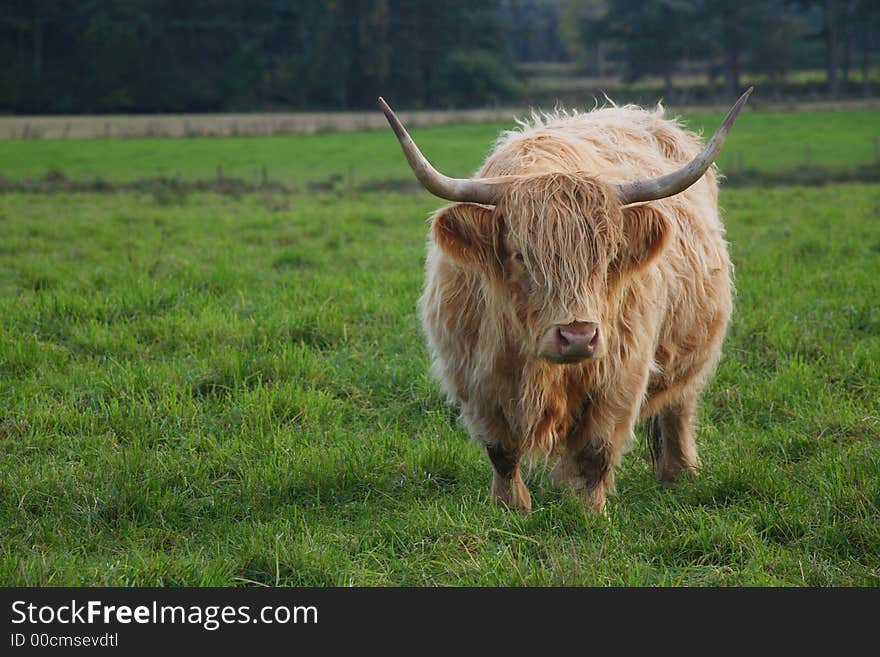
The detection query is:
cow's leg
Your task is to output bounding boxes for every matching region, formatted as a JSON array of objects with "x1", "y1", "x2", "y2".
[
  {"x1": 572, "y1": 439, "x2": 613, "y2": 513},
  {"x1": 552, "y1": 375, "x2": 647, "y2": 514},
  {"x1": 643, "y1": 415, "x2": 662, "y2": 463},
  {"x1": 486, "y1": 442, "x2": 531, "y2": 512},
  {"x1": 548, "y1": 400, "x2": 612, "y2": 507},
  {"x1": 552, "y1": 432, "x2": 624, "y2": 515},
  {"x1": 654, "y1": 395, "x2": 700, "y2": 482}
]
